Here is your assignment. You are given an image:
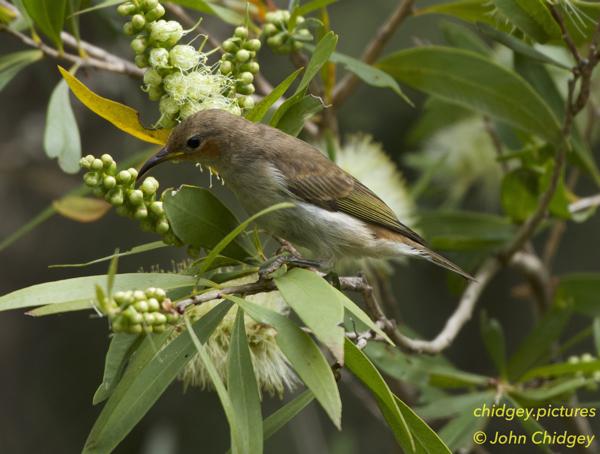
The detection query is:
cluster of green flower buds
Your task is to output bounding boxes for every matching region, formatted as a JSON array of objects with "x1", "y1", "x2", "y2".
[
  {"x1": 219, "y1": 26, "x2": 261, "y2": 110},
  {"x1": 103, "y1": 287, "x2": 180, "y2": 334},
  {"x1": 79, "y1": 154, "x2": 179, "y2": 245},
  {"x1": 262, "y1": 10, "x2": 312, "y2": 54},
  {"x1": 568, "y1": 353, "x2": 600, "y2": 383}
]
